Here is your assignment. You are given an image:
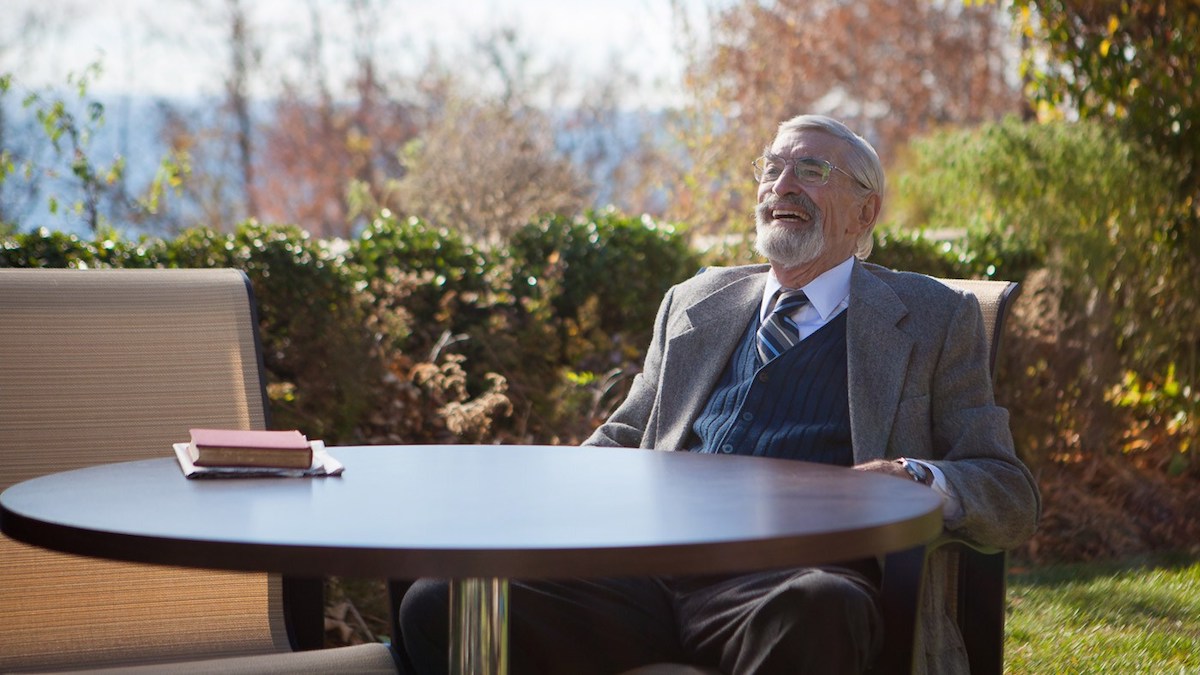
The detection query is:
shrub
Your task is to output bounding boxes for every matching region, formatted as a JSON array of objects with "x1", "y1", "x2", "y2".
[
  {"x1": 870, "y1": 227, "x2": 1043, "y2": 283},
  {"x1": 869, "y1": 229, "x2": 966, "y2": 279},
  {"x1": 459, "y1": 209, "x2": 699, "y2": 442},
  {"x1": 0, "y1": 227, "x2": 169, "y2": 268},
  {"x1": 348, "y1": 212, "x2": 494, "y2": 356},
  {"x1": 506, "y1": 208, "x2": 699, "y2": 350},
  {"x1": 888, "y1": 118, "x2": 1188, "y2": 461},
  {"x1": 351, "y1": 212, "x2": 490, "y2": 287},
  {"x1": 885, "y1": 118, "x2": 1200, "y2": 562}
]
